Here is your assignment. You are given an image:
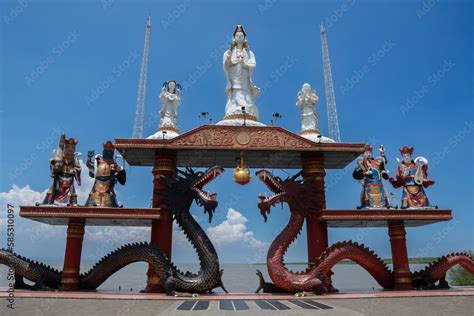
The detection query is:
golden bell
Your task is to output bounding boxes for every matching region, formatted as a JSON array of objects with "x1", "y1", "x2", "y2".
[{"x1": 233, "y1": 167, "x2": 251, "y2": 185}]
